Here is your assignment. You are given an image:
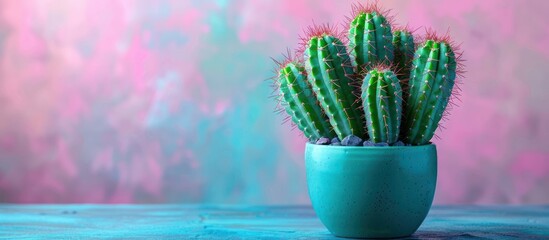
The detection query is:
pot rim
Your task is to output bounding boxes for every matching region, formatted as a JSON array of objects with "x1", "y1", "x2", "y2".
[
  {"x1": 306, "y1": 142, "x2": 437, "y2": 157},
  {"x1": 306, "y1": 142, "x2": 435, "y2": 150}
]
